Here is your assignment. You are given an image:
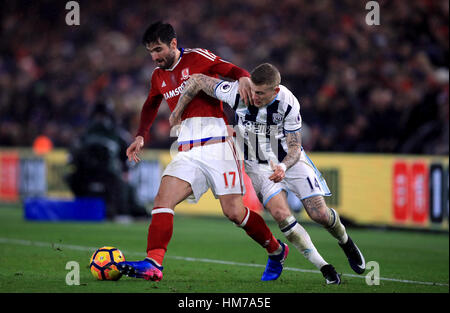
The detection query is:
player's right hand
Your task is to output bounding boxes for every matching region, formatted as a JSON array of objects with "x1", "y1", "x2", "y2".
[
  {"x1": 126, "y1": 136, "x2": 144, "y2": 163},
  {"x1": 269, "y1": 160, "x2": 286, "y2": 183},
  {"x1": 169, "y1": 111, "x2": 181, "y2": 127}
]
